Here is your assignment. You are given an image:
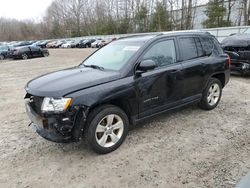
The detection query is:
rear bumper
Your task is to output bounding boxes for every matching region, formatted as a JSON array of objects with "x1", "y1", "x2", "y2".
[{"x1": 225, "y1": 69, "x2": 230, "y2": 85}]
